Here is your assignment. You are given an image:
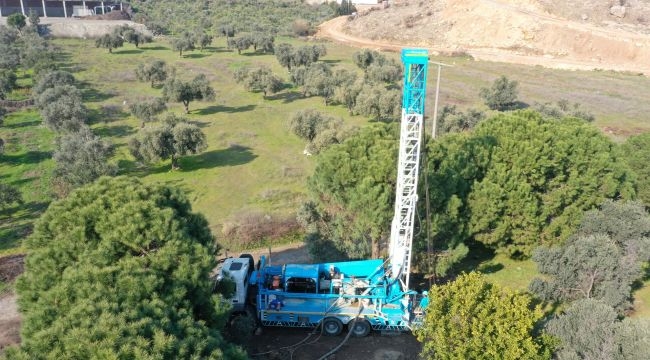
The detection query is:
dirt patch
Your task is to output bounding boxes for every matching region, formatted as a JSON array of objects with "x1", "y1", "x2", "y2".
[
  {"x1": 0, "y1": 255, "x2": 24, "y2": 284},
  {"x1": 319, "y1": 0, "x2": 650, "y2": 75},
  {"x1": 81, "y1": 11, "x2": 131, "y2": 21},
  {"x1": 0, "y1": 291, "x2": 20, "y2": 353},
  {"x1": 249, "y1": 327, "x2": 421, "y2": 360},
  {"x1": 0, "y1": 255, "x2": 23, "y2": 353}
]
